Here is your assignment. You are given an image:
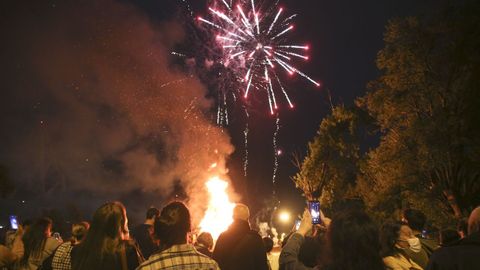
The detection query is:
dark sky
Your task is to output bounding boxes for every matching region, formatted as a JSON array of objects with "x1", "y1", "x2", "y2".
[
  {"x1": 0, "y1": 0, "x2": 438, "y2": 226},
  {"x1": 125, "y1": 0, "x2": 439, "y2": 215}
]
